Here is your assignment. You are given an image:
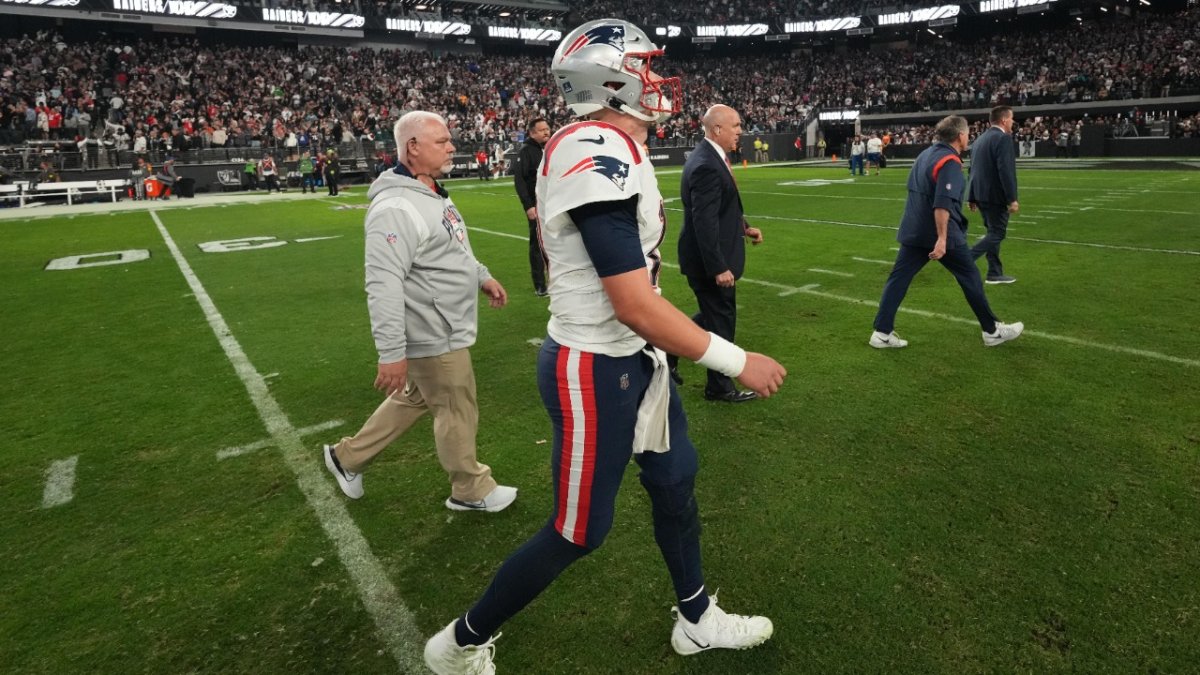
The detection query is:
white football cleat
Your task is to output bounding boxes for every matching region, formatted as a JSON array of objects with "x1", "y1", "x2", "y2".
[
  {"x1": 869, "y1": 330, "x2": 908, "y2": 349},
  {"x1": 424, "y1": 621, "x2": 499, "y2": 675},
  {"x1": 983, "y1": 321, "x2": 1024, "y2": 347},
  {"x1": 670, "y1": 594, "x2": 774, "y2": 656},
  {"x1": 324, "y1": 444, "x2": 363, "y2": 499},
  {"x1": 446, "y1": 485, "x2": 518, "y2": 513}
]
